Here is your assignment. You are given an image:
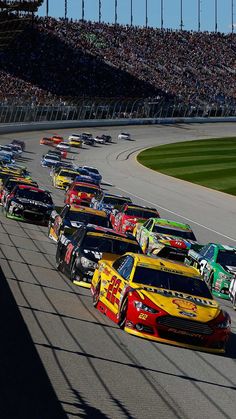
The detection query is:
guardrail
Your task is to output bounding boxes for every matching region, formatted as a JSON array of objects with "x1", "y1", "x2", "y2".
[{"x1": 1, "y1": 116, "x2": 236, "y2": 135}]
